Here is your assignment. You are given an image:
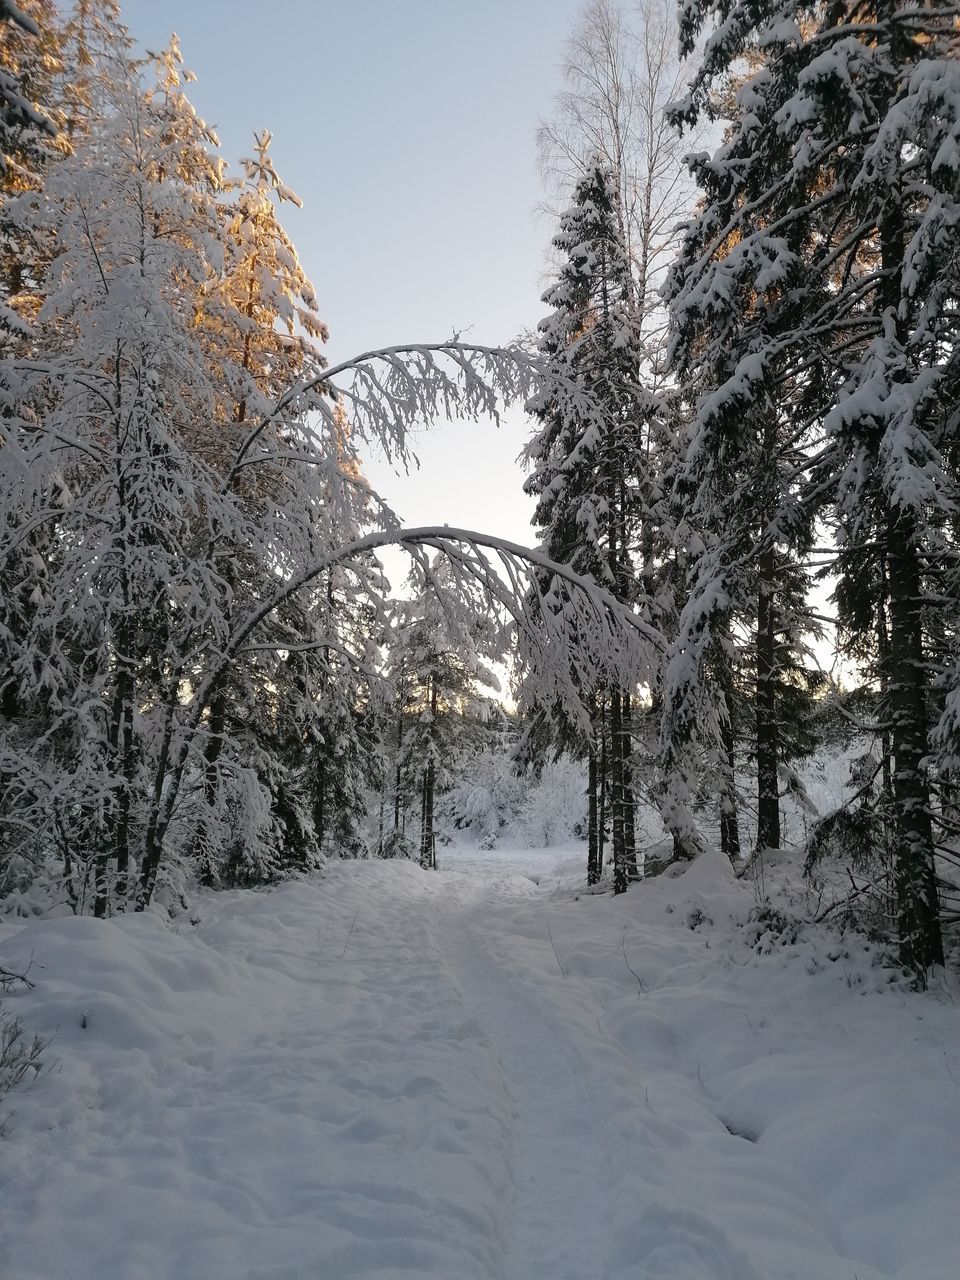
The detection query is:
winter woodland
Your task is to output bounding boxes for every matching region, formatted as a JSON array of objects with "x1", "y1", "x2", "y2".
[{"x1": 1, "y1": 1, "x2": 959, "y2": 1273}]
